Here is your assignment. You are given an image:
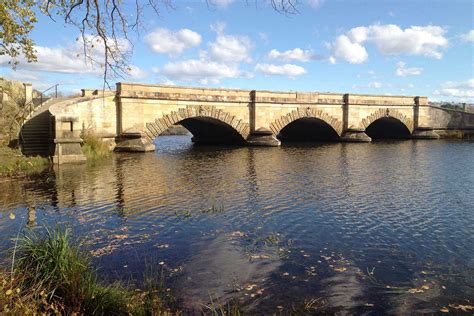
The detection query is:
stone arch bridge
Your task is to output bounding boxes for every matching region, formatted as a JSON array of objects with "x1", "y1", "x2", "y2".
[{"x1": 35, "y1": 83, "x2": 473, "y2": 163}]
